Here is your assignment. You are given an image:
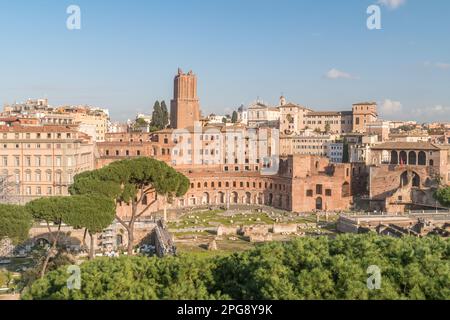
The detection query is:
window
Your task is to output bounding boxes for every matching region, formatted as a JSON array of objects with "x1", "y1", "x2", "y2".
[
  {"x1": 56, "y1": 171, "x2": 62, "y2": 183},
  {"x1": 36, "y1": 187, "x2": 42, "y2": 196},
  {"x1": 316, "y1": 184, "x2": 323, "y2": 195},
  {"x1": 35, "y1": 156, "x2": 41, "y2": 166},
  {"x1": 56, "y1": 156, "x2": 61, "y2": 167},
  {"x1": 25, "y1": 156, "x2": 31, "y2": 166},
  {"x1": 325, "y1": 189, "x2": 332, "y2": 196},
  {"x1": 46, "y1": 171, "x2": 52, "y2": 182},
  {"x1": 36, "y1": 171, "x2": 41, "y2": 182},
  {"x1": 47, "y1": 187, "x2": 52, "y2": 195},
  {"x1": 2, "y1": 156, "x2": 7, "y2": 166},
  {"x1": 306, "y1": 190, "x2": 313, "y2": 197}
]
